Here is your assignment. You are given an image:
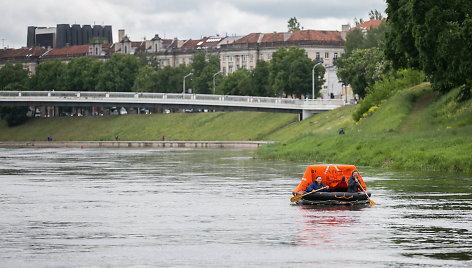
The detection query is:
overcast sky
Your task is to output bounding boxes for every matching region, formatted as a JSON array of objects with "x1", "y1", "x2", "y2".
[{"x1": 2, "y1": 0, "x2": 386, "y2": 48}]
